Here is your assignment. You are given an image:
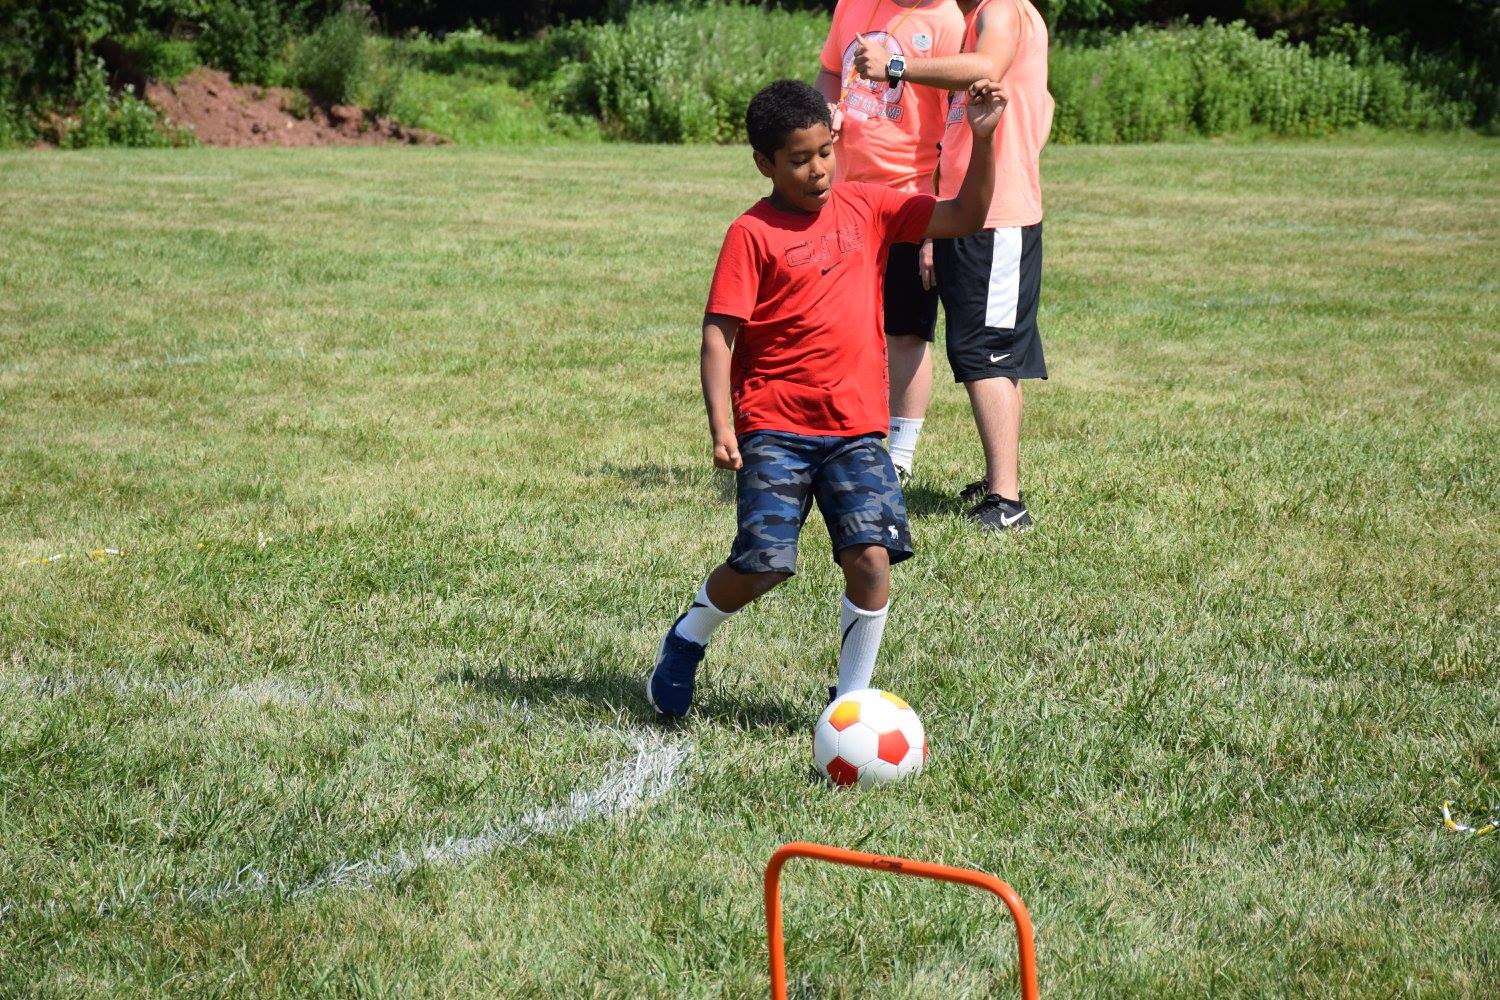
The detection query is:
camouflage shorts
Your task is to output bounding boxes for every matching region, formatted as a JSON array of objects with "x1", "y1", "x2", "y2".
[{"x1": 727, "y1": 431, "x2": 913, "y2": 576}]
